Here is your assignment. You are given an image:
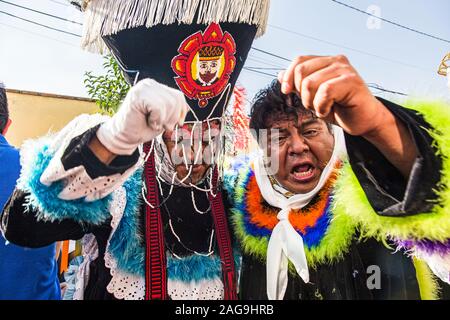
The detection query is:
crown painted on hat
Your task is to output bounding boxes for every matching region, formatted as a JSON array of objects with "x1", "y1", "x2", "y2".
[
  {"x1": 198, "y1": 46, "x2": 225, "y2": 60},
  {"x1": 72, "y1": 0, "x2": 270, "y2": 122}
]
